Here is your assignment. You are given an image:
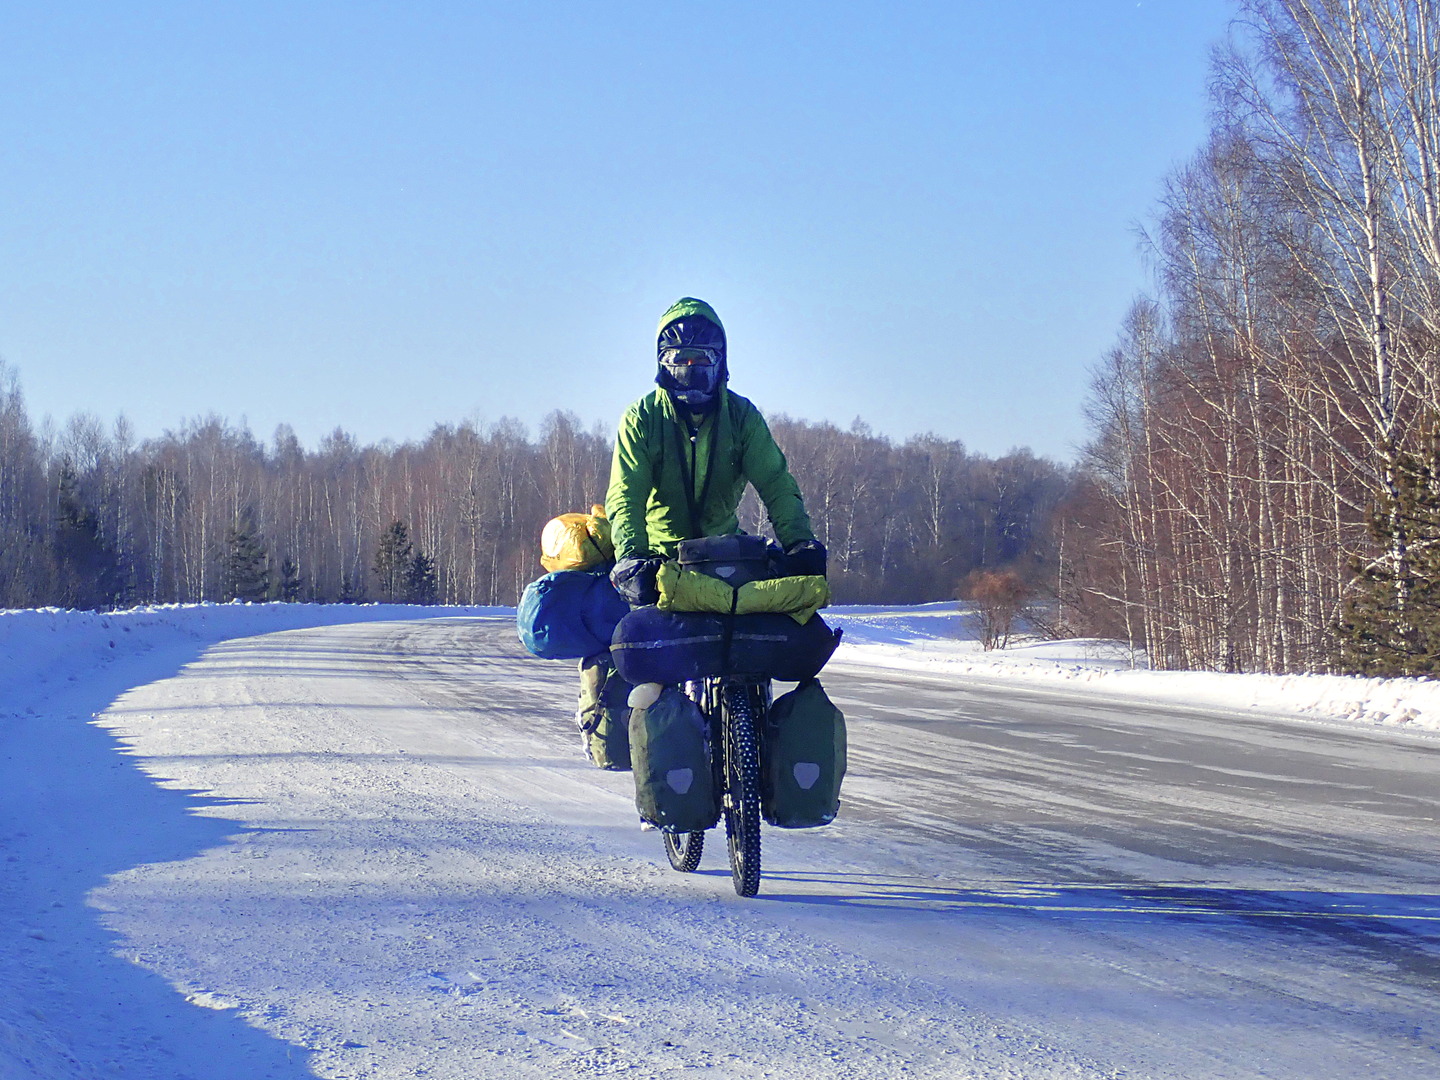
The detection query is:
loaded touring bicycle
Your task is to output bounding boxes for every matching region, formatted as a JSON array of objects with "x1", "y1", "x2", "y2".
[
  {"x1": 610, "y1": 534, "x2": 847, "y2": 897},
  {"x1": 518, "y1": 520, "x2": 847, "y2": 898}
]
